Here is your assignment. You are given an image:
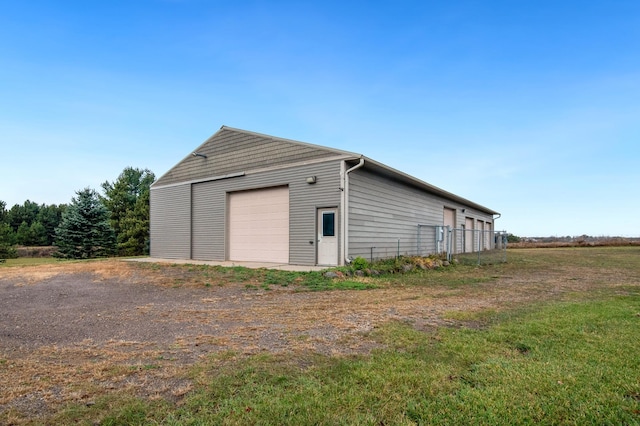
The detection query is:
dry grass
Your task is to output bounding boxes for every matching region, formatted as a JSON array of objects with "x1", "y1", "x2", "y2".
[
  {"x1": 0, "y1": 259, "x2": 192, "y2": 287},
  {"x1": 1, "y1": 247, "x2": 639, "y2": 424},
  {"x1": 0, "y1": 341, "x2": 192, "y2": 423},
  {"x1": 15, "y1": 246, "x2": 57, "y2": 258}
]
